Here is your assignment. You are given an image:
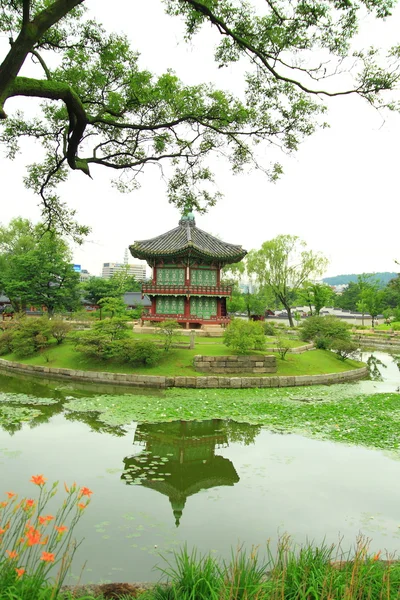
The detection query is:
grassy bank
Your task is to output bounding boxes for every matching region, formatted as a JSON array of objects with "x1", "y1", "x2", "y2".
[
  {"x1": 1, "y1": 340, "x2": 364, "y2": 377},
  {"x1": 2, "y1": 538, "x2": 399, "y2": 599}
]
